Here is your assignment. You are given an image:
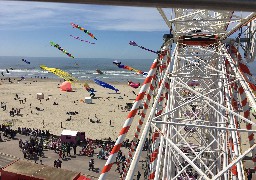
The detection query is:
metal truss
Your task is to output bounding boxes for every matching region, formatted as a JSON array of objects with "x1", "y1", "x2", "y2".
[{"x1": 99, "y1": 8, "x2": 256, "y2": 180}]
